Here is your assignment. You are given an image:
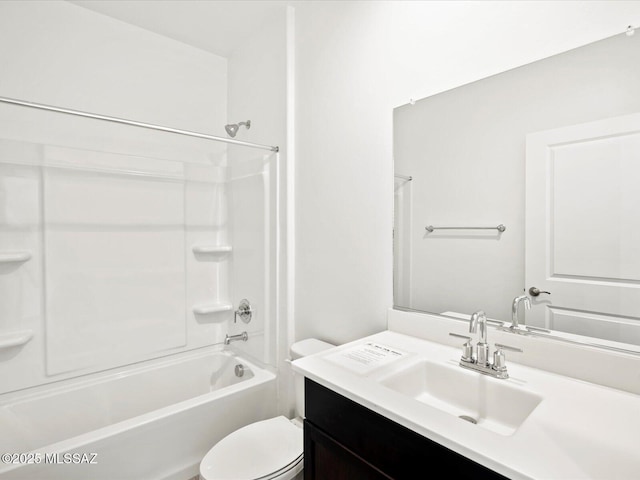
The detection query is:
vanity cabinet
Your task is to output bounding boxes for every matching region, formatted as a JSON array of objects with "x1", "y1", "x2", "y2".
[{"x1": 303, "y1": 378, "x2": 507, "y2": 480}]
